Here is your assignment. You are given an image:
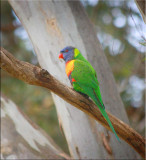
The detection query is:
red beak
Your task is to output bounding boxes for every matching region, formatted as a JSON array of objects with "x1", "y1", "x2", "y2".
[{"x1": 59, "y1": 53, "x2": 64, "y2": 59}]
